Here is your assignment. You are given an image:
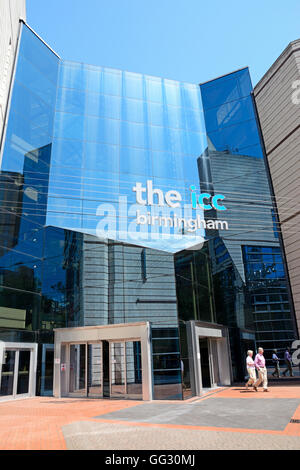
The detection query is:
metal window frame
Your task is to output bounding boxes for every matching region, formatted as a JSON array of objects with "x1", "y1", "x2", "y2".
[{"x1": 0, "y1": 342, "x2": 38, "y2": 402}]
